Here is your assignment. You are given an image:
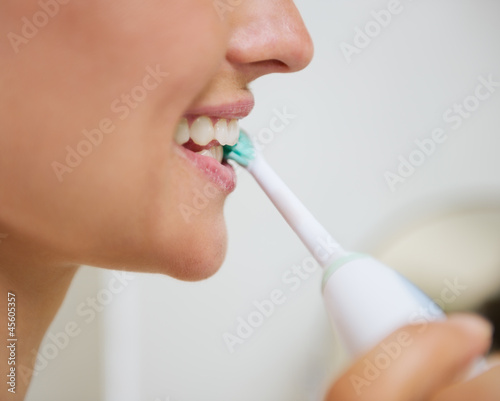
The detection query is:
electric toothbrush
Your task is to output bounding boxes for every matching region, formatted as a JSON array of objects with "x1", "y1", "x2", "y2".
[{"x1": 223, "y1": 130, "x2": 487, "y2": 375}]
